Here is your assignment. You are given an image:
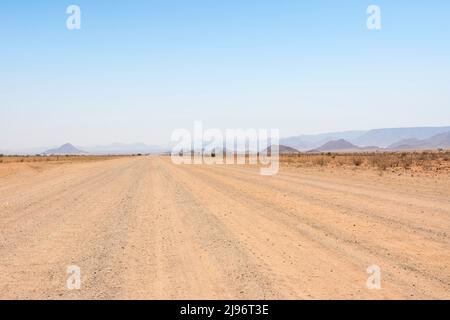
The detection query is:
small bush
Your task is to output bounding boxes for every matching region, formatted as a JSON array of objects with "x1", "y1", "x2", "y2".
[
  {"x1": 352, "y1": 156, "x2": 363, "y2": 166},
  {"x1": 422, "y1": 160, "x2": 432, "y2": 171},
  {"x1": 419, "y1": 152, "x2": 429, "y2": 161},
  {"x1": 399, "y1": 153, "x2": 413, "y2": 169},
  {"x1": 370, "y1": 154, "x2": 393, "y2": 171},
  {"x1": 314, "y1": 157, "x2": 329, "y2": 167}
]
